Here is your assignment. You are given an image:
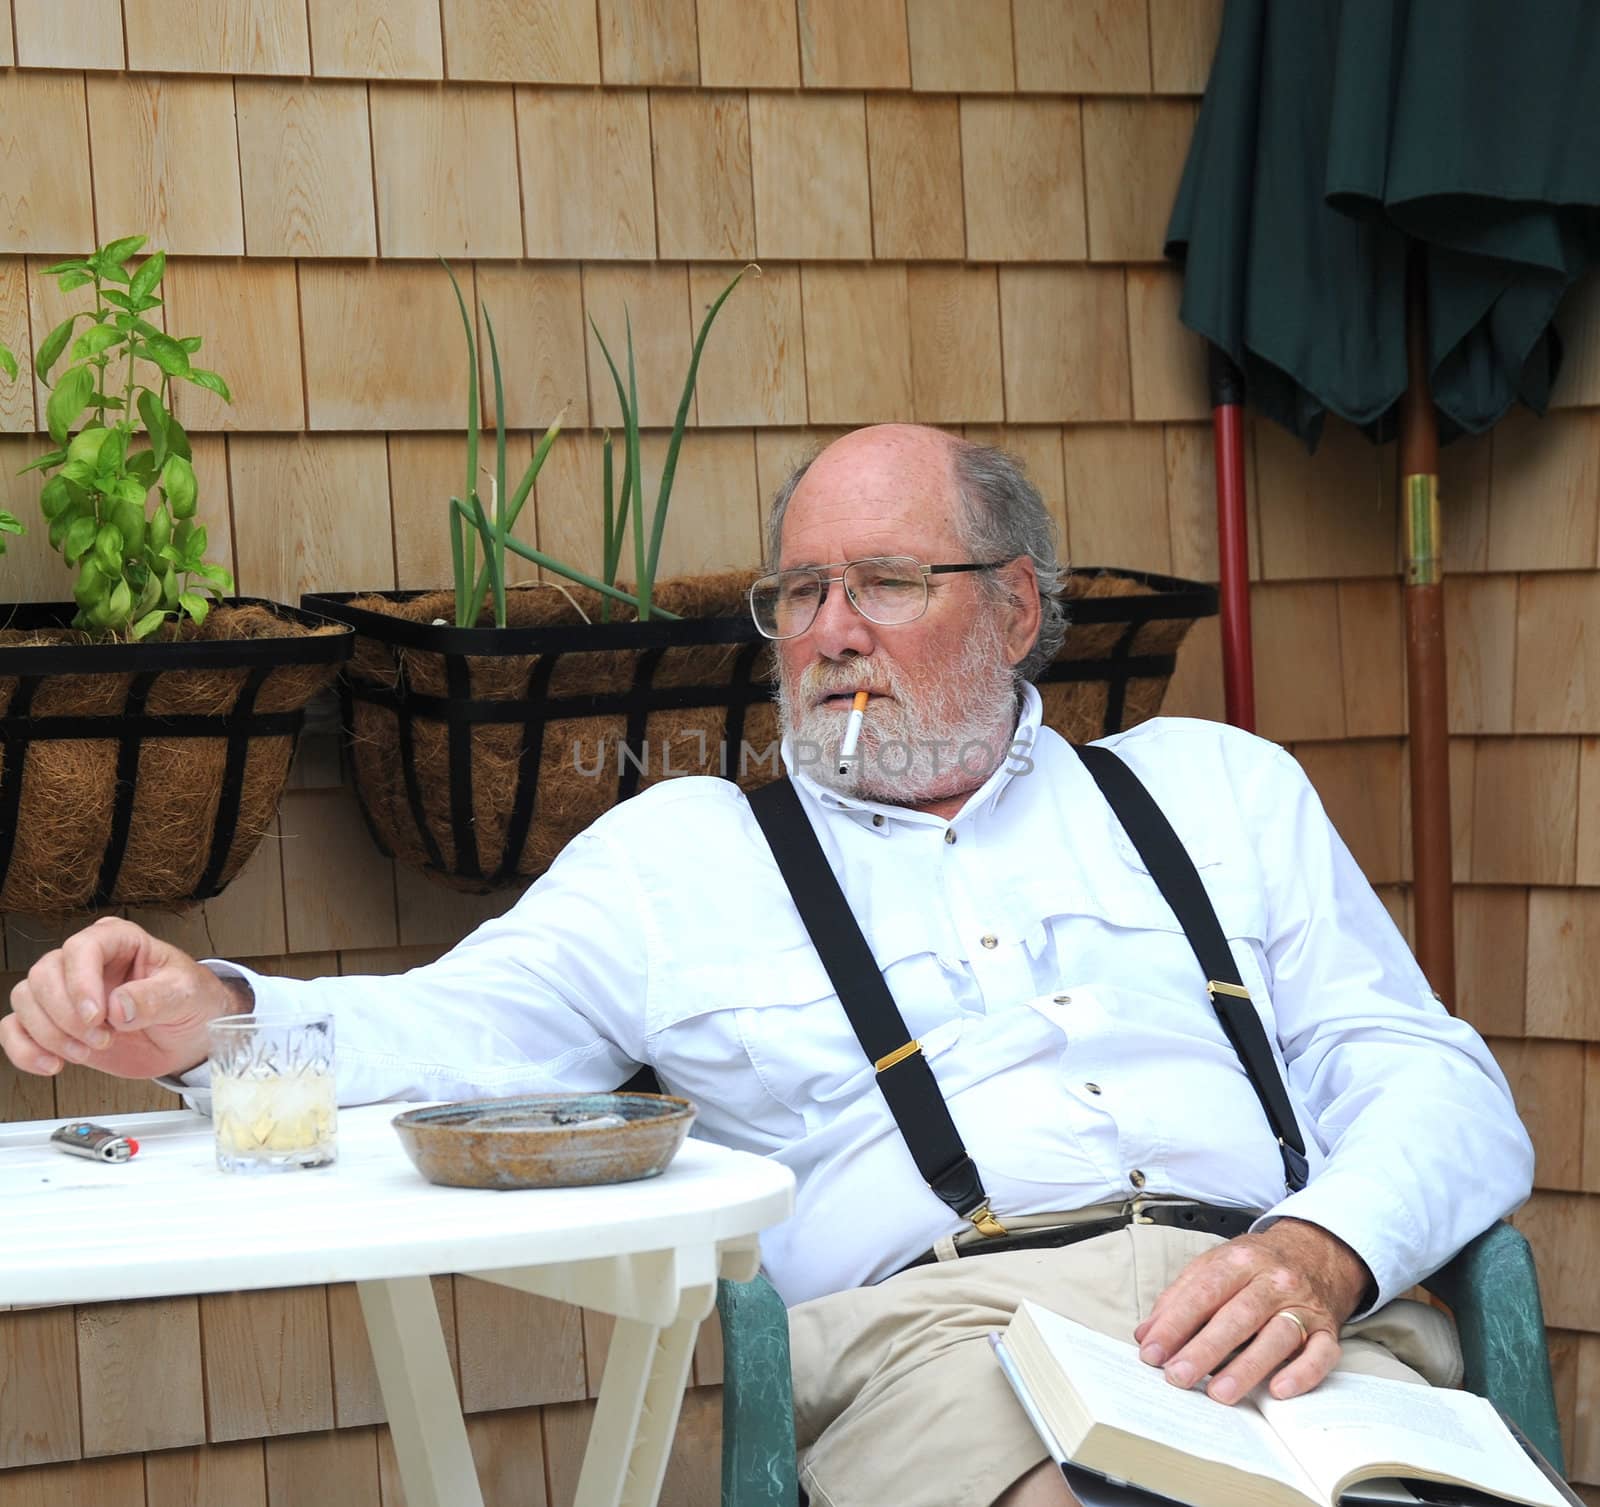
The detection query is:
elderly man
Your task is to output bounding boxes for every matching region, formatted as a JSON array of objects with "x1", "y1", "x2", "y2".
[{"x1": 2, "y1": 424, "x2": 1531, "y2": 1507}]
